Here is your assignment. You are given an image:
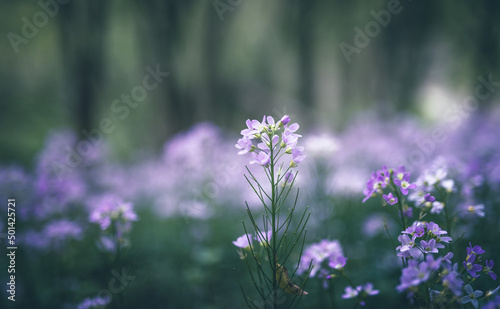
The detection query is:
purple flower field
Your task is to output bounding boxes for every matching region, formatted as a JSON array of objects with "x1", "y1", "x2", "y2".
[{"x1": 1, "y1": 110, "x2": 500, "y2": 308}]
